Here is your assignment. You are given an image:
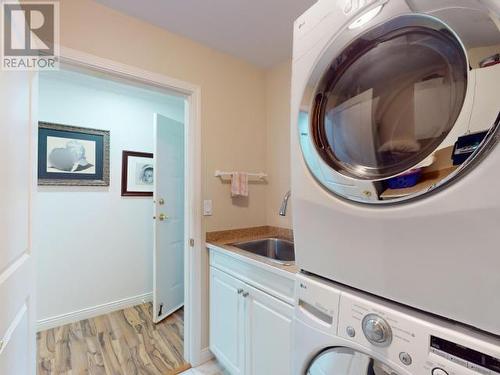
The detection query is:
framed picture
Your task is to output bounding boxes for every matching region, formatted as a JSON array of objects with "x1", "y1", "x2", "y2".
[
  {"x1": 38, "y1": 122, "x2": 110, "y2": 186},
  {"x1": 121, "y1": 151, "x2": 154, "y2": 196}
]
